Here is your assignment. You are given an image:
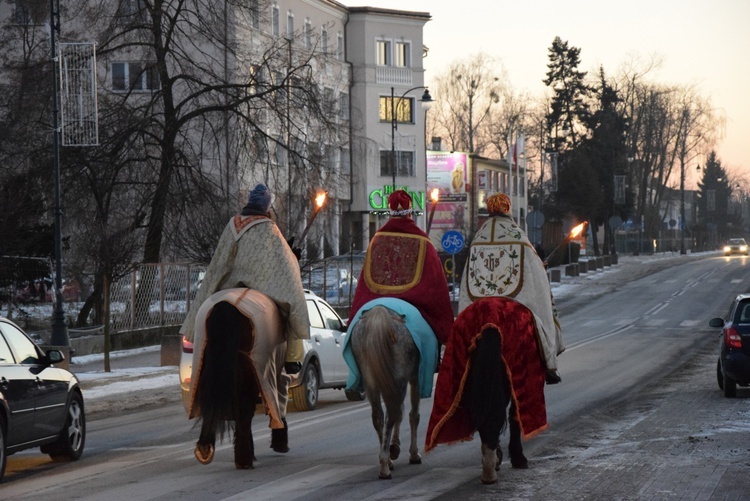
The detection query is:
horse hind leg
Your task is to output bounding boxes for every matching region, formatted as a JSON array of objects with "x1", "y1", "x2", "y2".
[
  {"x1": 195, "y1": 424, "x2": 216, "y2": 465},
  {"x1": 508, "y1": 401, "x2": 528, "y2": 469},
  {"x1": 234, "y1": 351, "x2": 257, "y2": 469},
  {"x1": 407, "y1": 377, "x2": 422, "y2": 465}
]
